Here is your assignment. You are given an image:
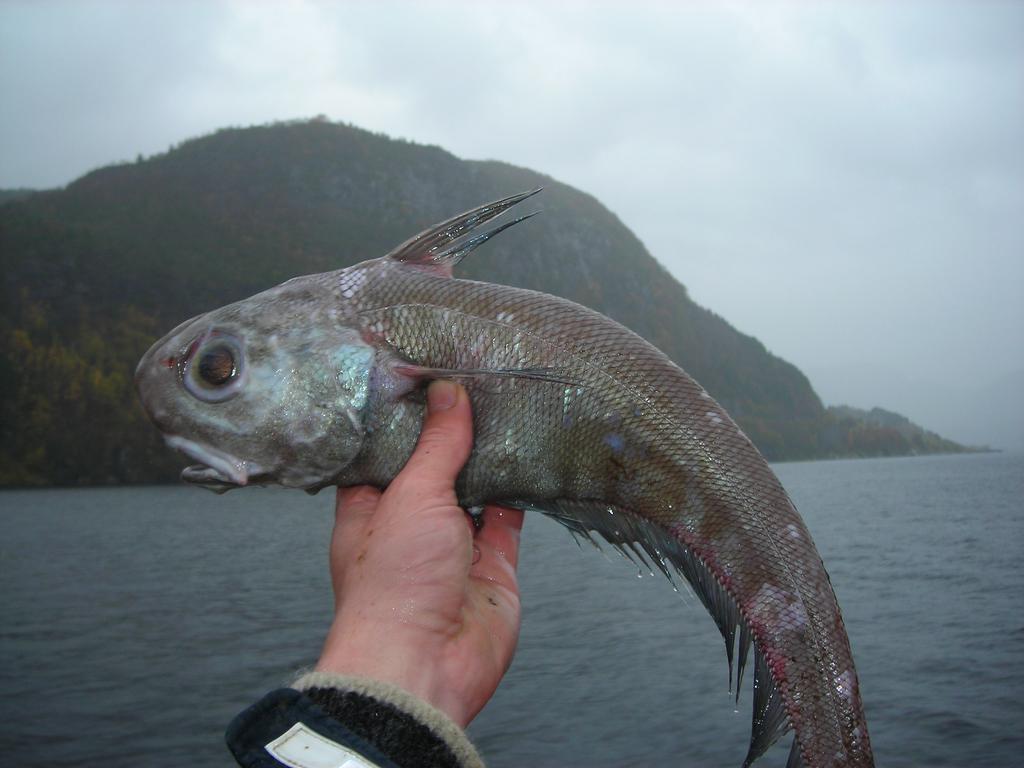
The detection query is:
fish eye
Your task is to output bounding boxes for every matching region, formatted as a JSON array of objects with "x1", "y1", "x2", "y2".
[
  {"x1": 198, "y1": 345, "x2": 236, "y2": 386},
  {"x1": 183, "y1": 333, "x2": 245, "y2": 402}
]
